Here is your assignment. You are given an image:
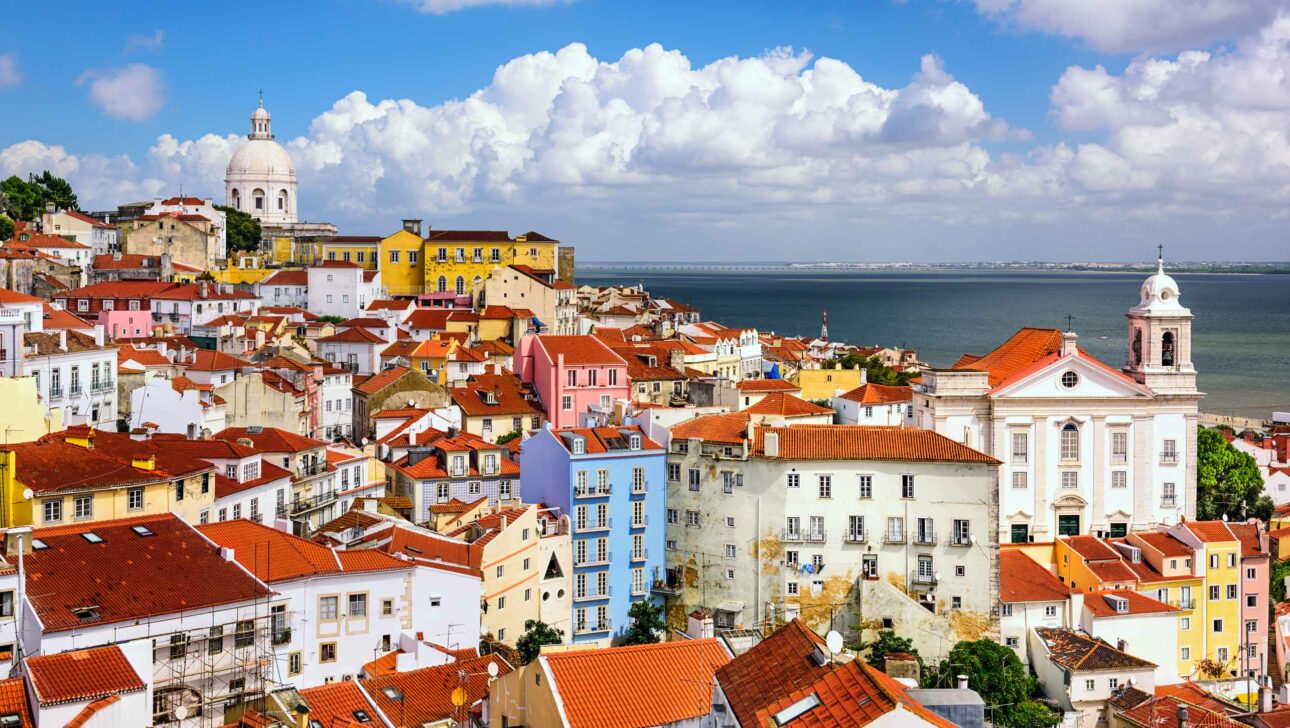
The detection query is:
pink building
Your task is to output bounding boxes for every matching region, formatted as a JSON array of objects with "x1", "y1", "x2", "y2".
[
  {"x1": 1231, "y1": 521, "x2": 1270, "y2": 678},
  {"x1": 516, "y1": 334, "x2": 629, "y2": 429},
  {"x1": 98, "y1": 310, "x2": 152, "y2": 339}
]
